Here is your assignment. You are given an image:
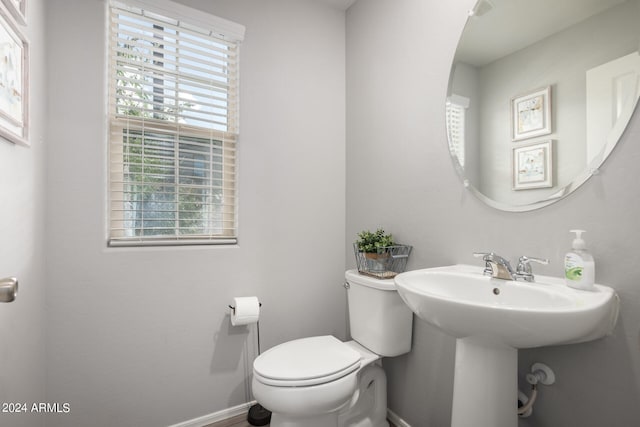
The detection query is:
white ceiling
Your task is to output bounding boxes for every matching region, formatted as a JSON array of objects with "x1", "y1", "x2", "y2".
[
  {"x1": 315, "y1": 0, "x2": 357, "y2": 11},
  {"x1": 456, "y1": 0, "x2": 629, "y2": 66}
]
